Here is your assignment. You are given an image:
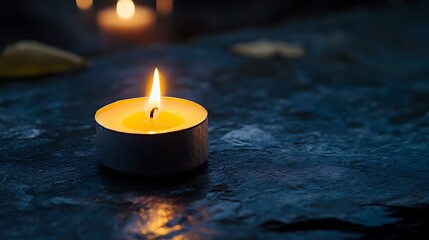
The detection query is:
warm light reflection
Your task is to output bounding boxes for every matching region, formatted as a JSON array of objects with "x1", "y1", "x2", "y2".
[
  {"x1": 156, "y1": 0, "x2": 173, "y2": 16},
  {"x1": 119, "y1": 198, "x2": 210, "y2": 239},
  {"x1": 138, "y1": 203, "x2": 181, "y2": 237},
  {"x1": 122, "y1": 201, "x2": 185, "y2": 239},
  {"x1": 117, "y1": 0, "x2": 136, "y2": 19},
  {"x1": 76, "y1": 0, "x2": 93, "y2": 10},
  {"x1": 146, "y1": 68, "x2": 162, "y2": 120}
]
